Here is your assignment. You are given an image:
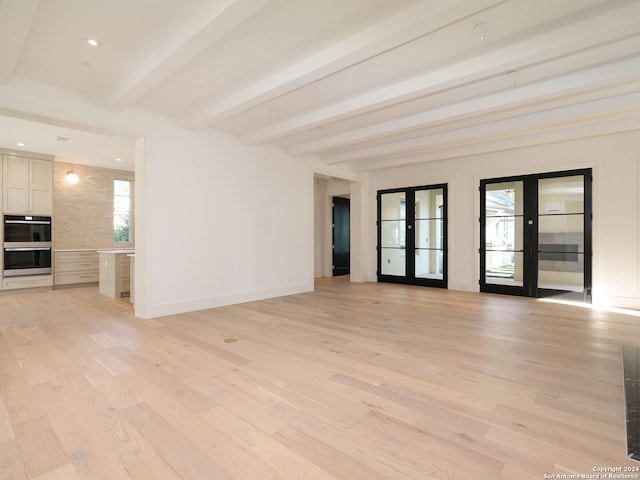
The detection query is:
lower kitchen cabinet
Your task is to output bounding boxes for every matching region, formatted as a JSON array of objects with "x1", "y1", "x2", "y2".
[
  {"x1": 98, "y1": 250, "x2": 133, "y2": 298},
  {"x1": 54, "y1": 250, "x2": 99, "y2": 286},
  {"x1": 3, "y1": 275, "x2": 53, "y2": 290}
]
